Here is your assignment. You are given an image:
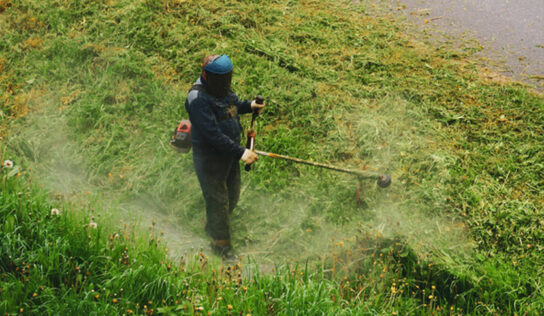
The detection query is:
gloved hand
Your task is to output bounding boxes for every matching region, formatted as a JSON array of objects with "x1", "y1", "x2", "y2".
[
  {"x1": 250, "y1": 99, "x2": 266, "y2": 114},
  {"x1": 241, "y1": 149, "x2": 259, "y2": 165}
]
